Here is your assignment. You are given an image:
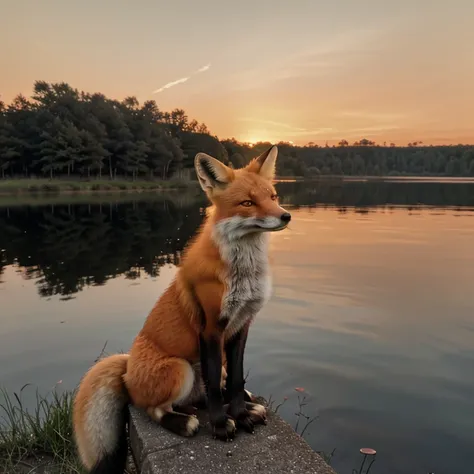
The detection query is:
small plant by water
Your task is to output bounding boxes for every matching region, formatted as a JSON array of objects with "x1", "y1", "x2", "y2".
[
  {"x1": 267, "y1": 387, "x2": 378, "y2": 473},
  {"x1": 353, "y1": 448, "x2": 377, "y2": 474}
]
